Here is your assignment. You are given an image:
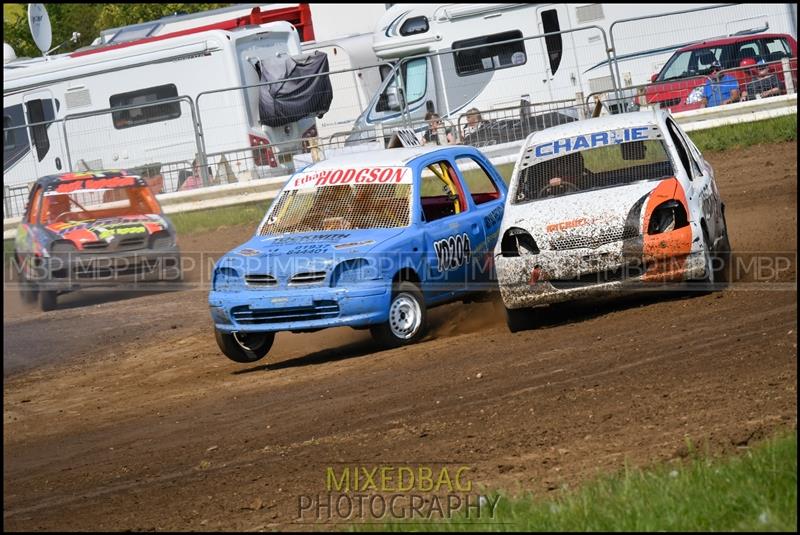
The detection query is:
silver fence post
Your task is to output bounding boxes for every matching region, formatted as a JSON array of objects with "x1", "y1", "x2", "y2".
[
  {"x1": 185, "y1": 96, "x2": 210, "y2": 187},
  {"x1": 781, "y1": 57, "x2": 795, "y2": 94},
  {"x1": 60, "y1": 118, "x2": 73, "y2": 172}
]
